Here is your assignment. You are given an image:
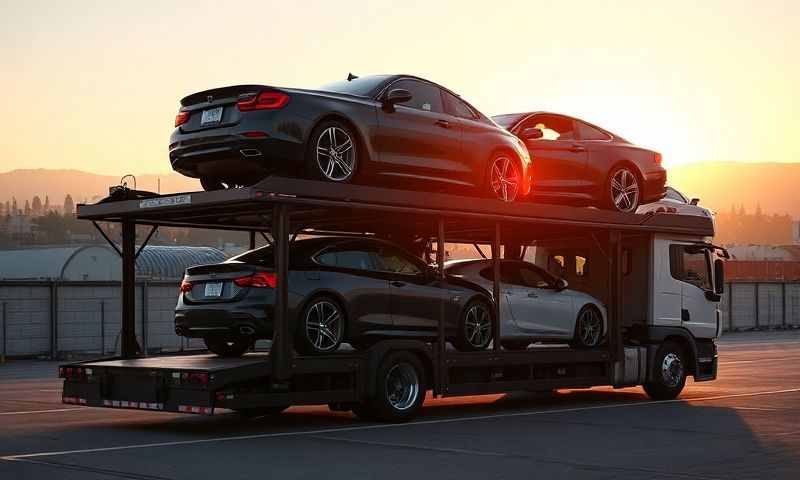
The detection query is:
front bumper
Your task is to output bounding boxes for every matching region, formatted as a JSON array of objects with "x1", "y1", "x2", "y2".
[{"x1": 641, "y1": 168, "x2": 667, "y2": 203}]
